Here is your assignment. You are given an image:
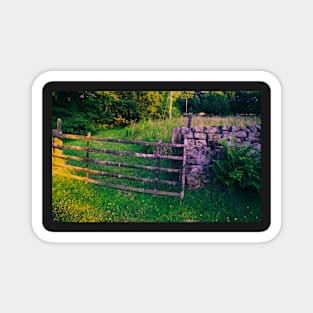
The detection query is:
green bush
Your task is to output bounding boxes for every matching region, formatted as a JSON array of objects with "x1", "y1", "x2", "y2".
[
  {"x1": 230, "y1": 91, "x2": 261, "y2": 115},
  {"x1": 201, "y1": 92, "x2": 231, "y2": 115},
  {"x1": 60, "y1": 113, "x2": 99, "y2": 134},
  {"x1": 174, "y1": 92, "x2": 231, "y2": 115},
  {"x1": 212, "y1": 140, "x2": 261, "y2": 192}
]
